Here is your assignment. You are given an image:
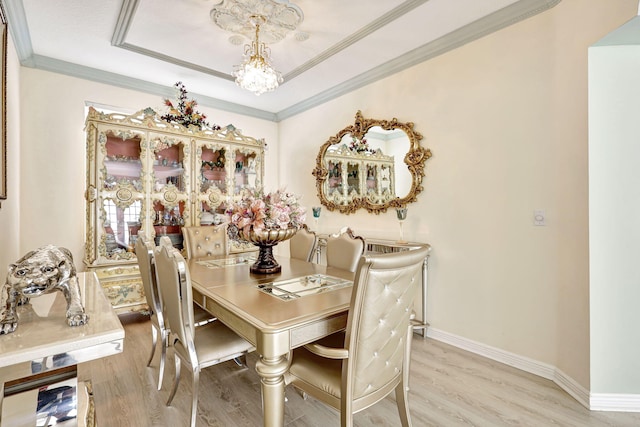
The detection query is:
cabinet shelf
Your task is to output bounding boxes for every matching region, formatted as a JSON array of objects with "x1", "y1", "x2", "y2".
[{"x1": 104, "y1": 159, "x2": 141, "y2": 178}]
